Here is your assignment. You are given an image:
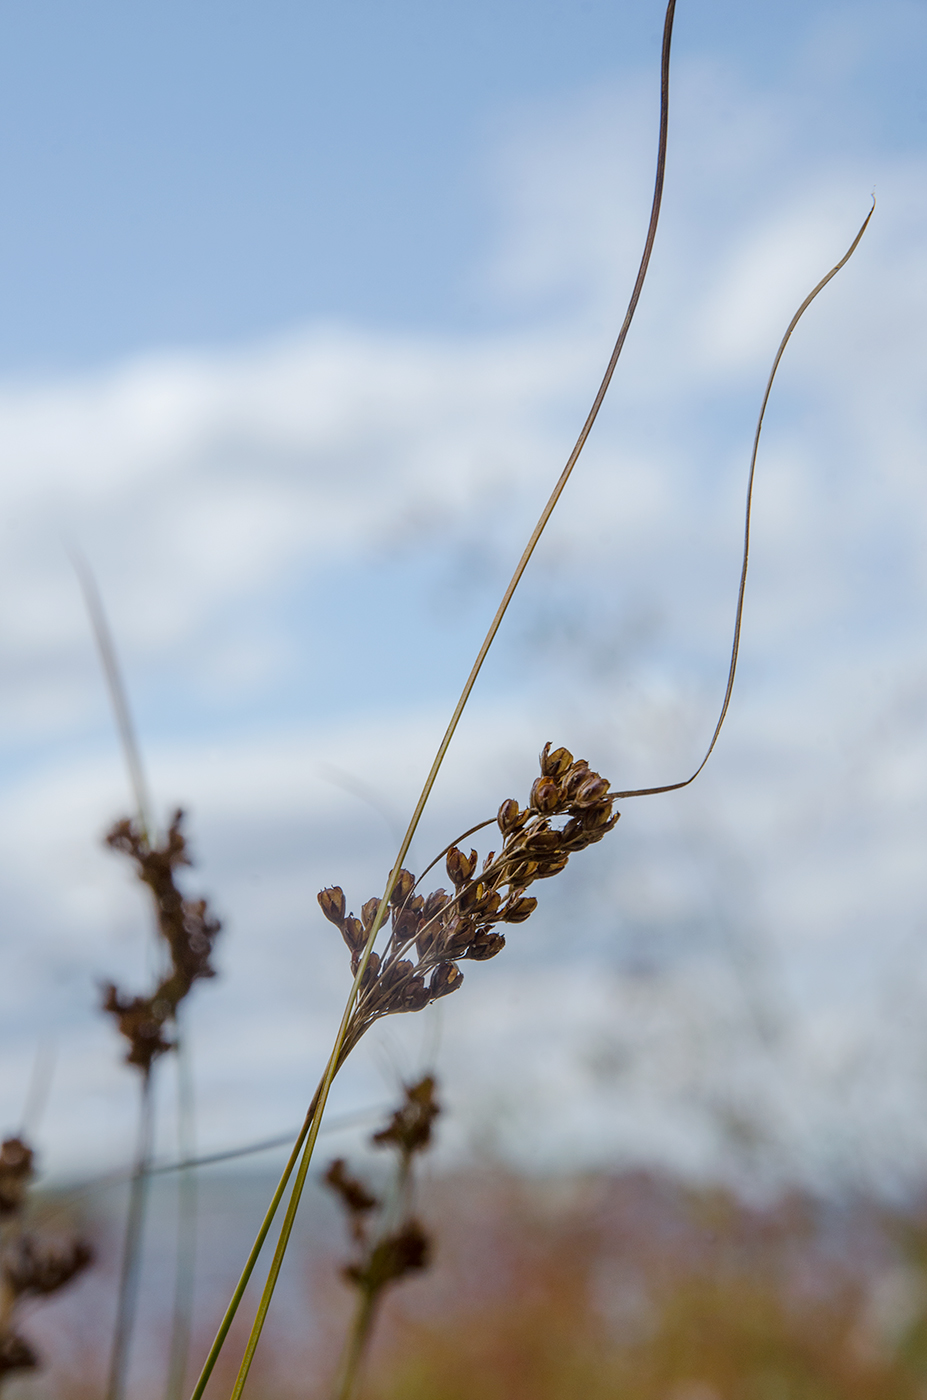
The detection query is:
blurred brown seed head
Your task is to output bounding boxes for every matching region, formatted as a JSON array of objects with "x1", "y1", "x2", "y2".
[
  {"x1": 102, "y1": 811, "x2": 222, "y2": 1074},
  {"x1": 0, "y1": 1139, "x2": 34, "y2": 1218},
  {"x1": 344, "y1": 1220, "x2": 430, "y2": 1293},
  {"x1": 2, "y1": 1236, "x2": 93, "y2": 1300},
  {"x1": 372, "y1": 1076, "x2": 440, "y2": 1156},
  {"x1": 0, "y1": 1331, "x2": 37, "y2": 1380}
]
